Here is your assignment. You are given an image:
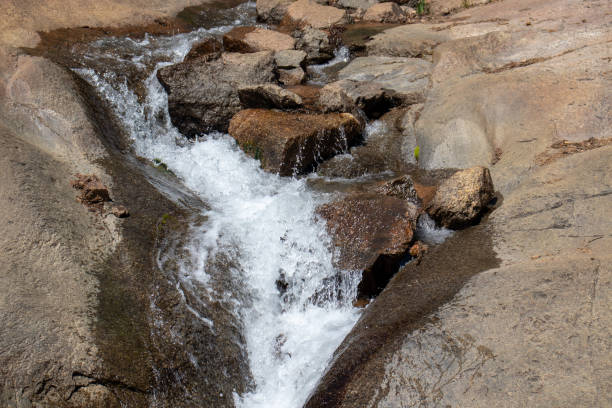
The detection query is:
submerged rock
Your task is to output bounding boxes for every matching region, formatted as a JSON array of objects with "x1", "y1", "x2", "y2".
[
  {"x1": 238, "y1": 84, "x2": 303, "y2": 109},
  {"x1": 228, "y1": 109, "x2": 361, "y2": 176},
  {"x1": 157, "y1": 51, "x2": 276, "y2": 135},
  {"x1": 427, "y1": 166, "x2": 495, "y2": 229},
  {"x1": 317, "y1": 193, "x2": 418, "y2": 299},
  {"x1": 223, "y1": 26, "x2": 295, "y2": 53}
]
